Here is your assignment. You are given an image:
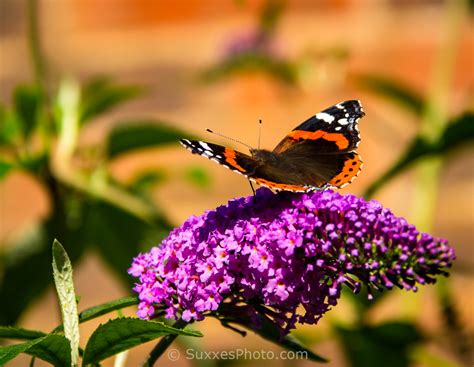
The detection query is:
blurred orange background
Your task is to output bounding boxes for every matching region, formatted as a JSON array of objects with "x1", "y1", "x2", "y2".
[{"x1": 0, "y1": 0, "x2": 473, "y2": 366}]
